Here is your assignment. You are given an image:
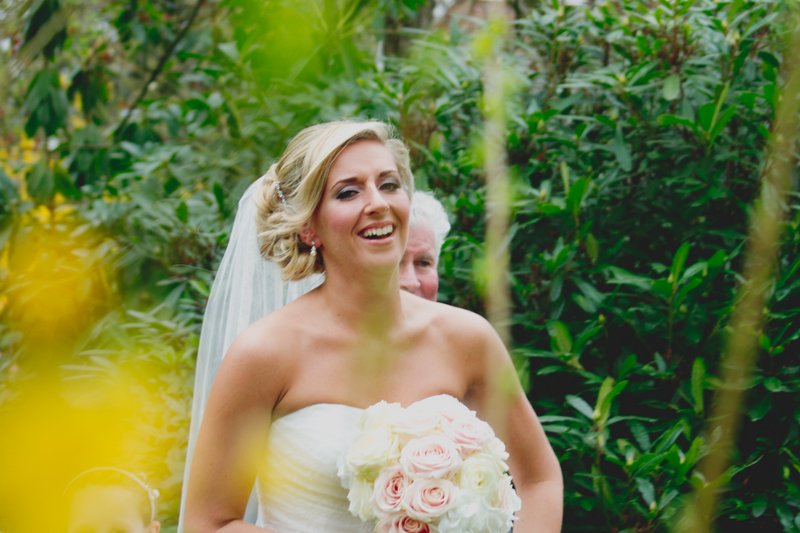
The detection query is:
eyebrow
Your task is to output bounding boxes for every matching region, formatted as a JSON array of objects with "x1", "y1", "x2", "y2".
[{"x1": 329, "y1": 170, "x2": 401, "y2": 190}]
